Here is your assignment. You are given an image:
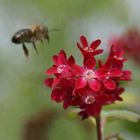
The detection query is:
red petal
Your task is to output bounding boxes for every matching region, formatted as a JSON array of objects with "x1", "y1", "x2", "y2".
[
  {"x1": 104, "y1": 79, "x2": 116, "y2": 90},
  {"x1": 46, "y1": 67, "x2": 57, "y2": 75},
  {"x1": 85, "y1": 58, "x2": 96, "y2": 69},
  {"x1": 121, "y1": 70, "x2": 132, "y2": 80},
  {"x1": 77, "y1": 43, "x2": 83, "y2": 51},
  {"x1": 80, "y1": 35, "x2": 88, "y2": 48},
  {"x1": 117, "y1": 87, "x2": 125, "y2": 95},
  {"x1": 89, "y1": 79, "x2": 101, "y2": 91},
  {"x1": 110, "y1": 68, "x2": 123, "y2": 77},
  {"x1": 96, "y1": 94, "x2": 111, "y2": 104},
  {"x1": 73, "y1": 65, "x2": 84, "y2": 75},
  {"x1": 51, "y1": 88, "x2": 64, "y2": 102},
  {"x1": 52, "y1": 78, "x2": 60, "y2": 87},
  {"x1": 53, "y1": 55, "x2": 58, "y2": 64},
  {"x1": 77, "y1": 42, "x2": 87, "y2": 56},
  {"x1": 92, "y1": 49, "x2": 103, "y2": 55},
  {"x1": 57, "y1": 50, "x2": 67, "y2": 64},
  {"x1": 67, "y1": 55, "x2": 75, "y2": 66},
  {"x1": 95, "y1": 69, "x2": 107, "y2": 79},
  {"x1": 76, "y1": 77, "x2": 87, "y2": 89},
  {"x1": 63, "y1": 97, "x2": 72, "y2": 109},
  {"x1": 59, "y1": 50, "x2": 66, "y2": 58},
  {"x1": 115, "y1": 47, "x2": 125, "y2": 57},
  {"x1": 90, "y1": 39, "x2": 101, "y2": 50},
  {"x1": 98, "y1": 60, "x2": 103, "y2": 67},
  {"x1": 44, "y1": 78, "x2": 53, "y2": 87}
]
